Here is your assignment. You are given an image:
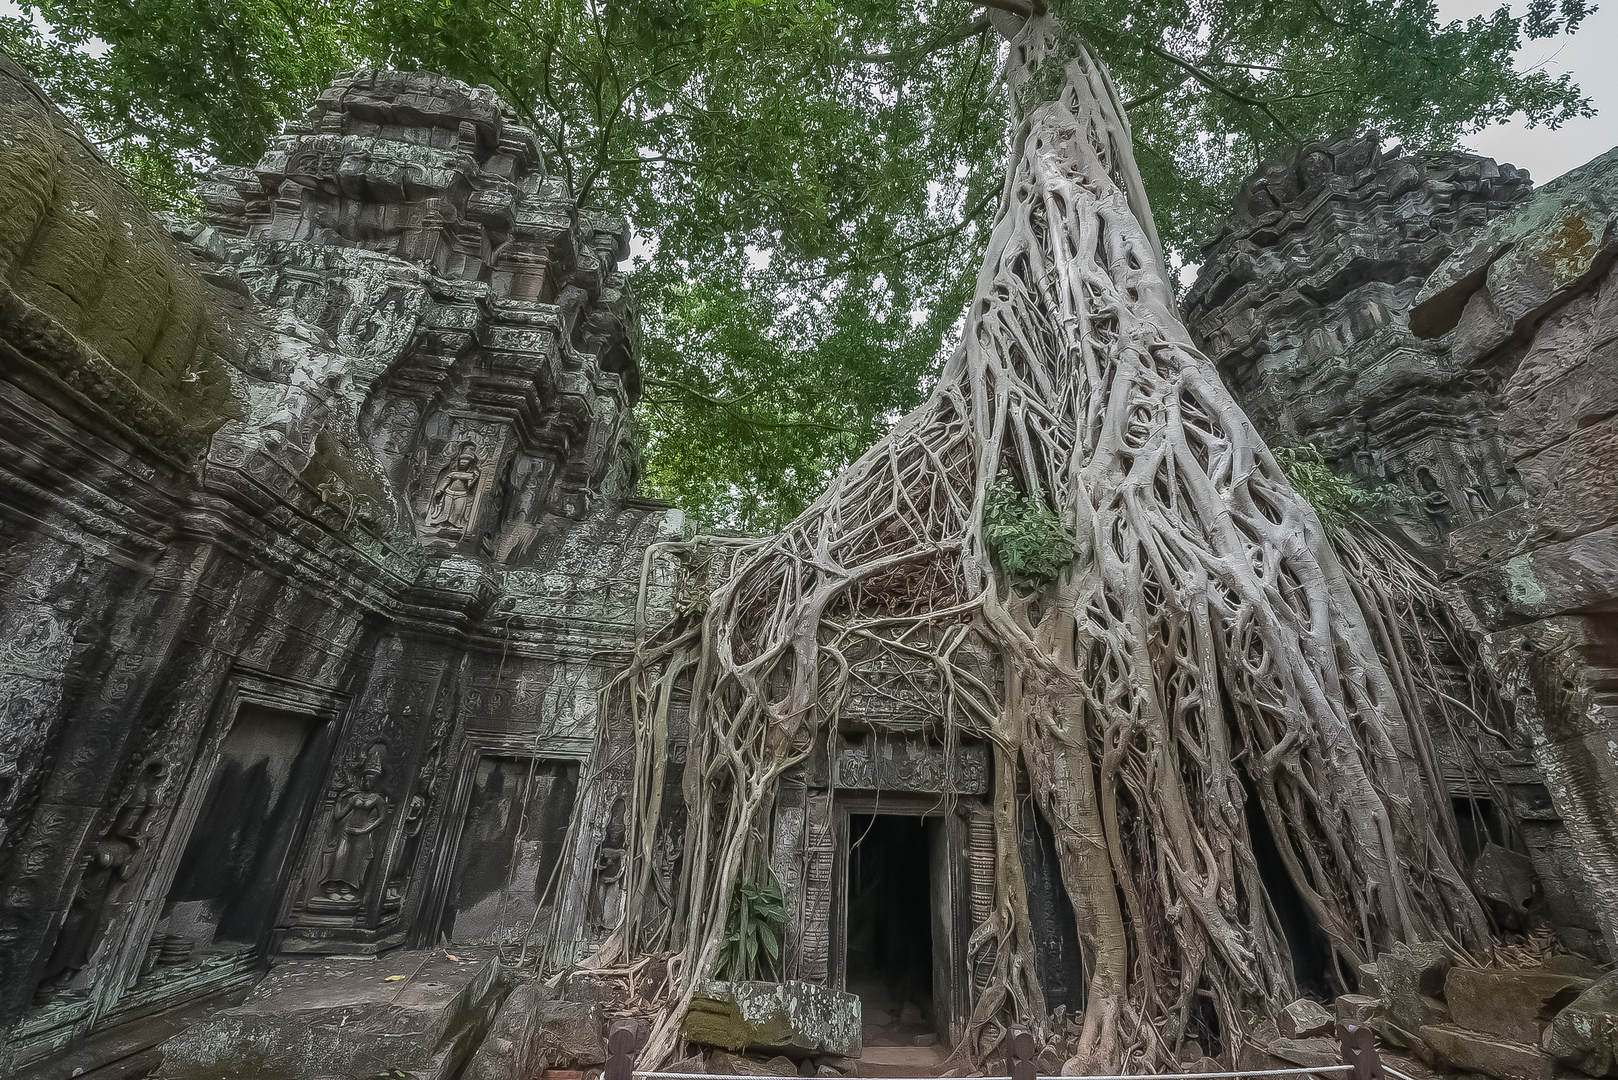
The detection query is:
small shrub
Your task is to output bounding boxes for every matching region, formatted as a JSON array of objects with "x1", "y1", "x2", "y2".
[
  {"x1": 983, "y1": 472, "x2": 1079, "y2": 587},
  {"x1": 719, "y1": 869, "x2": 784, "y2": 981},
  {"x1": 1272, "y1": 444, "x2": 1414, "y2": 528}
]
